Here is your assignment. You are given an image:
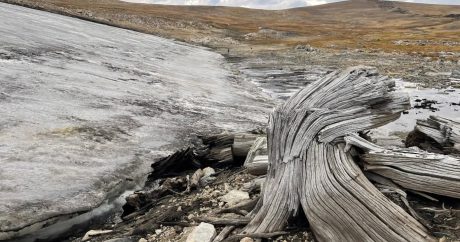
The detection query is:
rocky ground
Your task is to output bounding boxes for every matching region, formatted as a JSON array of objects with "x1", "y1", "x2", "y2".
[
  {"x1": 66, "y1": 129, "x2": 460, "y2": 242},
  {"x1": 64, "y1": 132, "x2": 317, "y2": 242},
  {"x1": 225, "y1": 44, "x2": 460, "y2": 91}
]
